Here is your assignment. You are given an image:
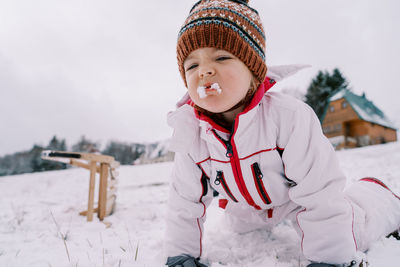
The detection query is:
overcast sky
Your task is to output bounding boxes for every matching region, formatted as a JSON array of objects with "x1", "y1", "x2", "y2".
[{"x1": 1, "y1": 0, "x2": 399, "y2": 156}]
